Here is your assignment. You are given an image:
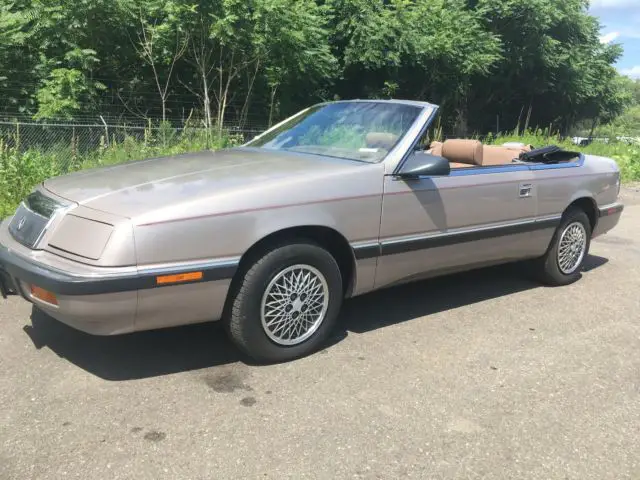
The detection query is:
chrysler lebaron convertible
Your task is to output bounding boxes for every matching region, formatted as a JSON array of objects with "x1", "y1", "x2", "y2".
[{"x1": 0, "y1": 100, "x2": 624, "y2": 362}]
